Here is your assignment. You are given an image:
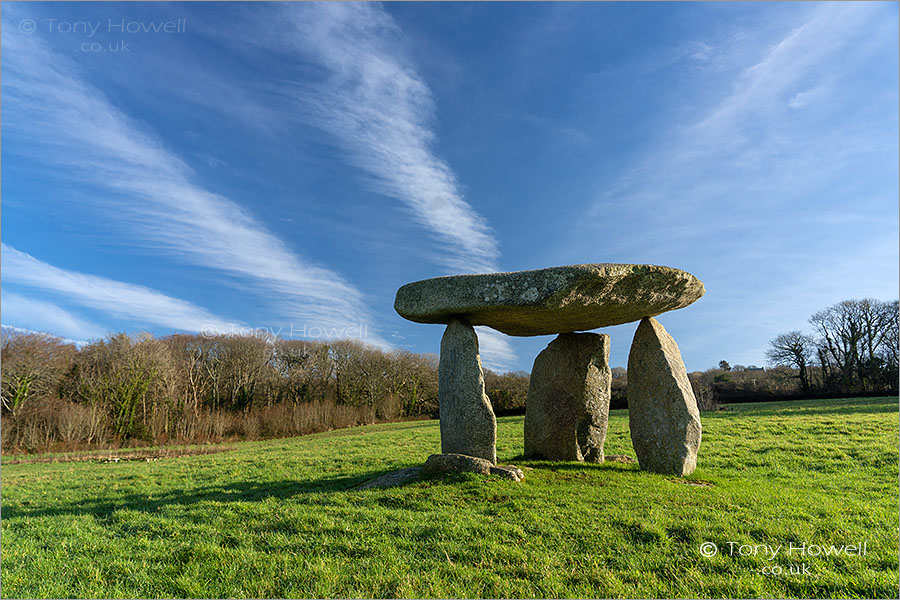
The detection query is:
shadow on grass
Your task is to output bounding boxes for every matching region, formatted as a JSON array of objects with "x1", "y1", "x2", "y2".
[
  {"x1": 3, "y1": 467, "x2": 422, "y2": 520},
  {"x1": 6, "y1": 457, "x2": 649, "y2": 521}
]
